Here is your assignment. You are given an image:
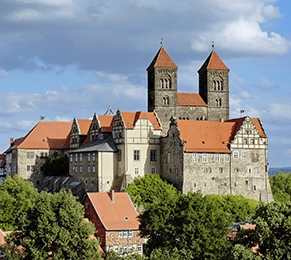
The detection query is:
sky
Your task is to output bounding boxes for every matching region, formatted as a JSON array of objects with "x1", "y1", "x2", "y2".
[{"x1": 0, "y1": 0, "x2": 291, "y2": 167}]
